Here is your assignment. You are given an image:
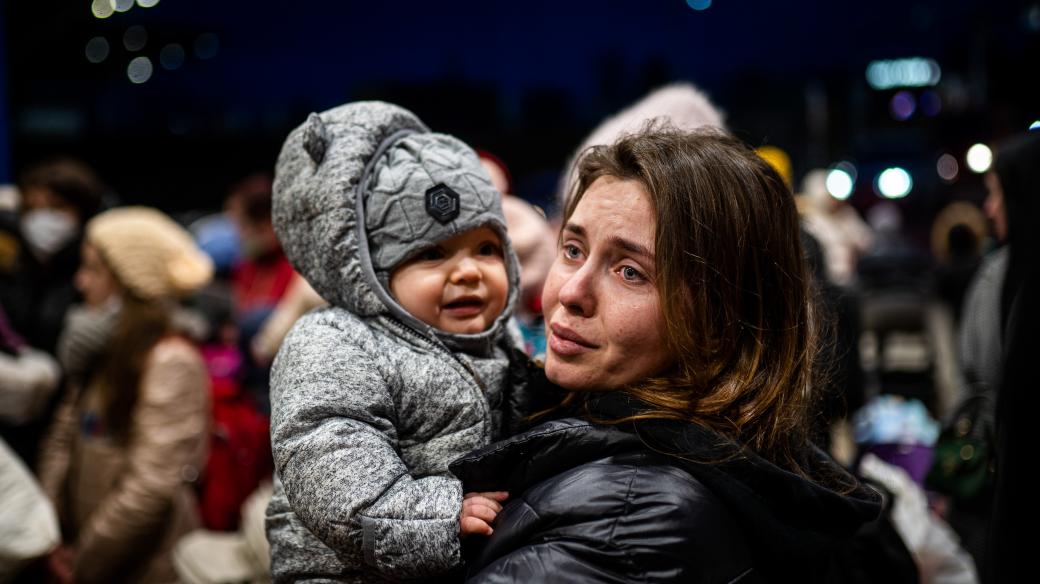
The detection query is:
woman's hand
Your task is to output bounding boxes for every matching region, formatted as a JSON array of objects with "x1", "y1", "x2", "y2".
[{"x1": 460, "y1": 491, "x2": 509, "y2": 537}]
